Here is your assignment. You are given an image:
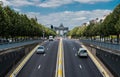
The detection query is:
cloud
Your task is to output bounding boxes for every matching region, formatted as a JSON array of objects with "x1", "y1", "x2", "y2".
[
  {"x1": 74, "y1": 0, "x2": 112, "y2": 4},
  {"x1": 26, "y1": 9, "x2": 111, "y2": 29},
  {"x1": 38, "y1": 0, "x2": 112, "y2": 8},
  {"x1": 38, "y1": 0, "x2": 72, "y2": 8},
  {"x1": 0, "y1": 0, "x2": 112, "y2": 29},
  {"x1": 0, "y1": 0, "x2": 10, "y2": 6},
  {"x1": 0, "y1": 0, "x2": 33, "y2": 7},
  {"x1": 13, "y1": 8, "x2": 21, "y2": 12},
  {"x1": 0, "y1": 0, "x2": 112, "y2": 8}
]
